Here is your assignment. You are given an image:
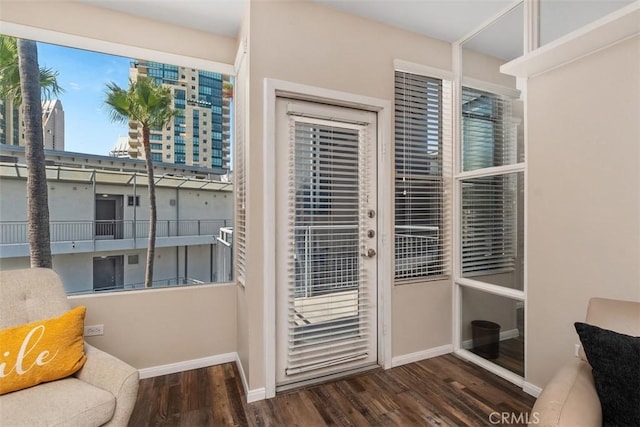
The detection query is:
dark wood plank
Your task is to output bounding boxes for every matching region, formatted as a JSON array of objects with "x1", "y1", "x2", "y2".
[{"x1": 129, "y1": 354, "x2": 535, "y2": 427}]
